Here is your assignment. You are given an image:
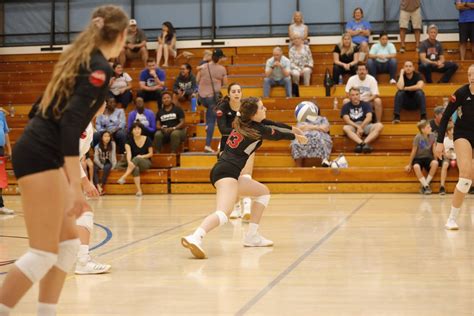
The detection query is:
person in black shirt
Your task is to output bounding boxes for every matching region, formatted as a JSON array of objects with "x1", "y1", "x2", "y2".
[
  {"x1": 393, "y1": 61, "x2": 427, "y2": 123},
  {"x1": 0, "y1": 6, "x2": 128, "y2": 315},
  {"x1": 181, "y1": 97, "x2": 307, "y2": 259},
  {"x1": 435, "y1": 64, "x2": 474, "y2": 230},
  {"x1": 332, "y1": 33, "x2": 359, "y2": 83},
  {"x1": 153, "y1": 91, "x2": 186, "y2": 153},
  {"x1": 117, "y1": 122, "x2": 153, "y2": 196}
]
